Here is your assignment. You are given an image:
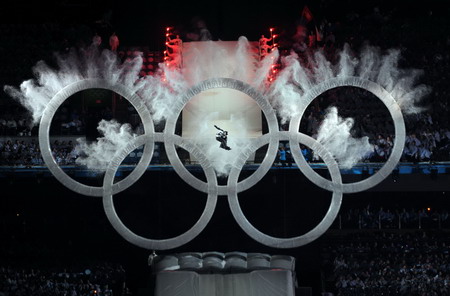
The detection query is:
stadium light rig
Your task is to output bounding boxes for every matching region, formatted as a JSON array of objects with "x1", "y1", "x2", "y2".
[
  {"x1": 164, "y1": 27, "x2": 173, "y2": 67},
  {"x1": 267, "y1": 28, "x2": 280, "y2": 84}
]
